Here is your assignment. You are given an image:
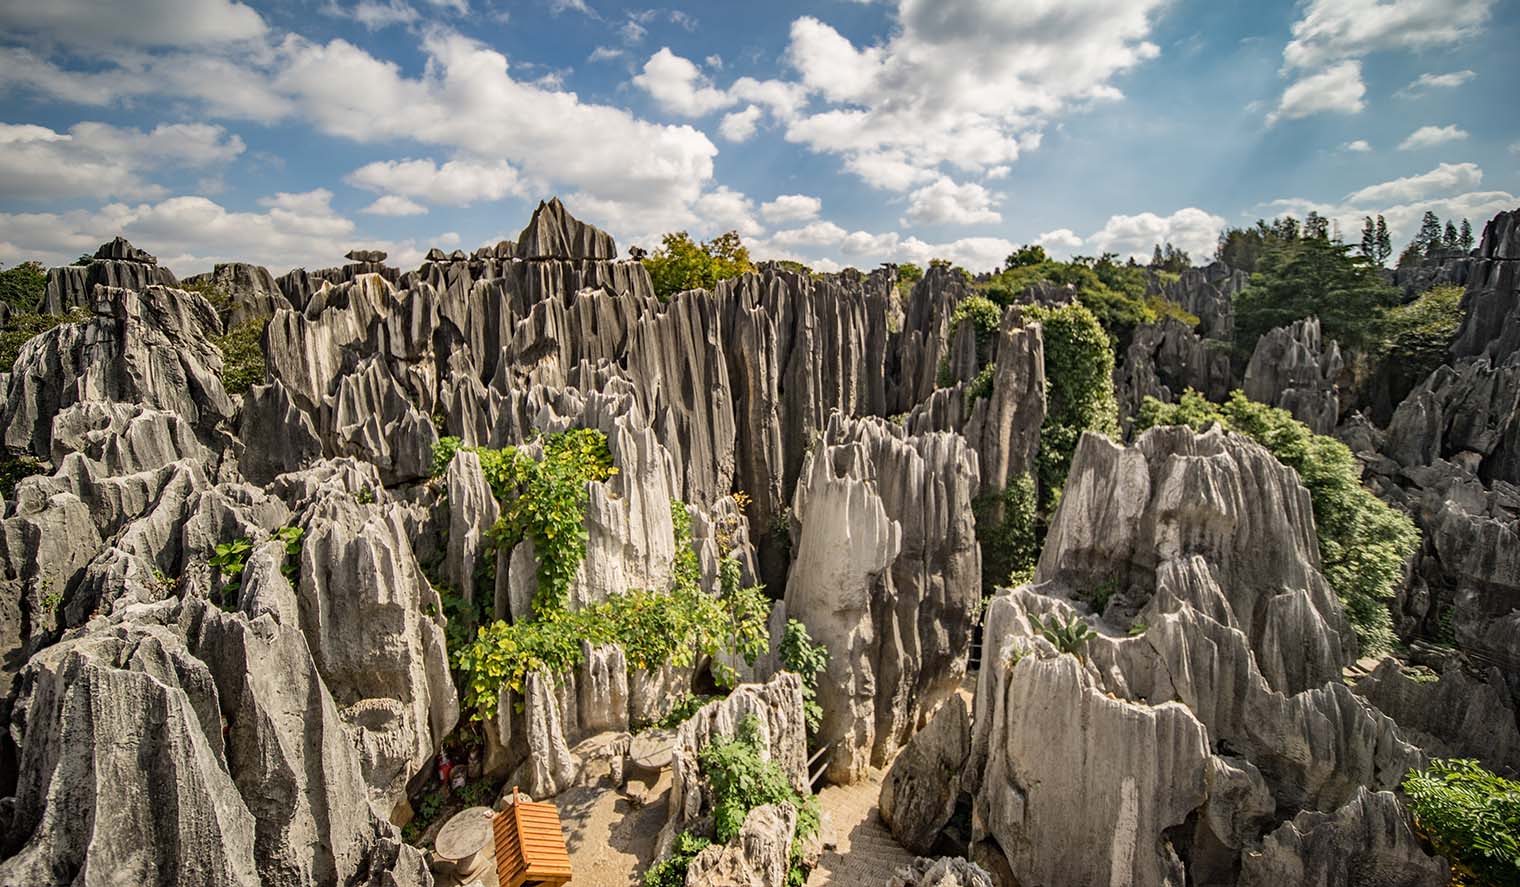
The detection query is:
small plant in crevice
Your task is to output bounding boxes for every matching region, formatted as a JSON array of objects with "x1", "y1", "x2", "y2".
[
  {"x1": 209, "y1": 538, "x2": 253, "y2": 608},
  {"x1": 642, "y1": 831, "x2": 712, "y2": 887},
  {"x1": 274, "y1": 525, "x2": 304, "y2": 583},
  {"x1": 778, "y1": 618, "x2": 828, "y2": 737},
  {"x1": 1128, "y1": 620, "x2": 1148, "y2": 637},
  {"x1": 353, "y1": 485, "x2": 376, "y2": 505},
  {"x1": 1089, "y1": 578, "x2": 1120, "y2": 615},
  {"x1": 650, "y1": 692, "x2": 720, "y2": 731},
  {"x1": 1028, "y1": 611, "x2": 1097, "y2": 664}
]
